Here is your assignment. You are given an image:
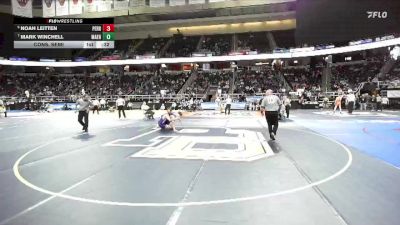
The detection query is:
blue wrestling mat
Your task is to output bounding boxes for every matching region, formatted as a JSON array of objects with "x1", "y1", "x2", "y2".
[{"x1": 295, "y1": 115, "x2": 400, "y2": 168}]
